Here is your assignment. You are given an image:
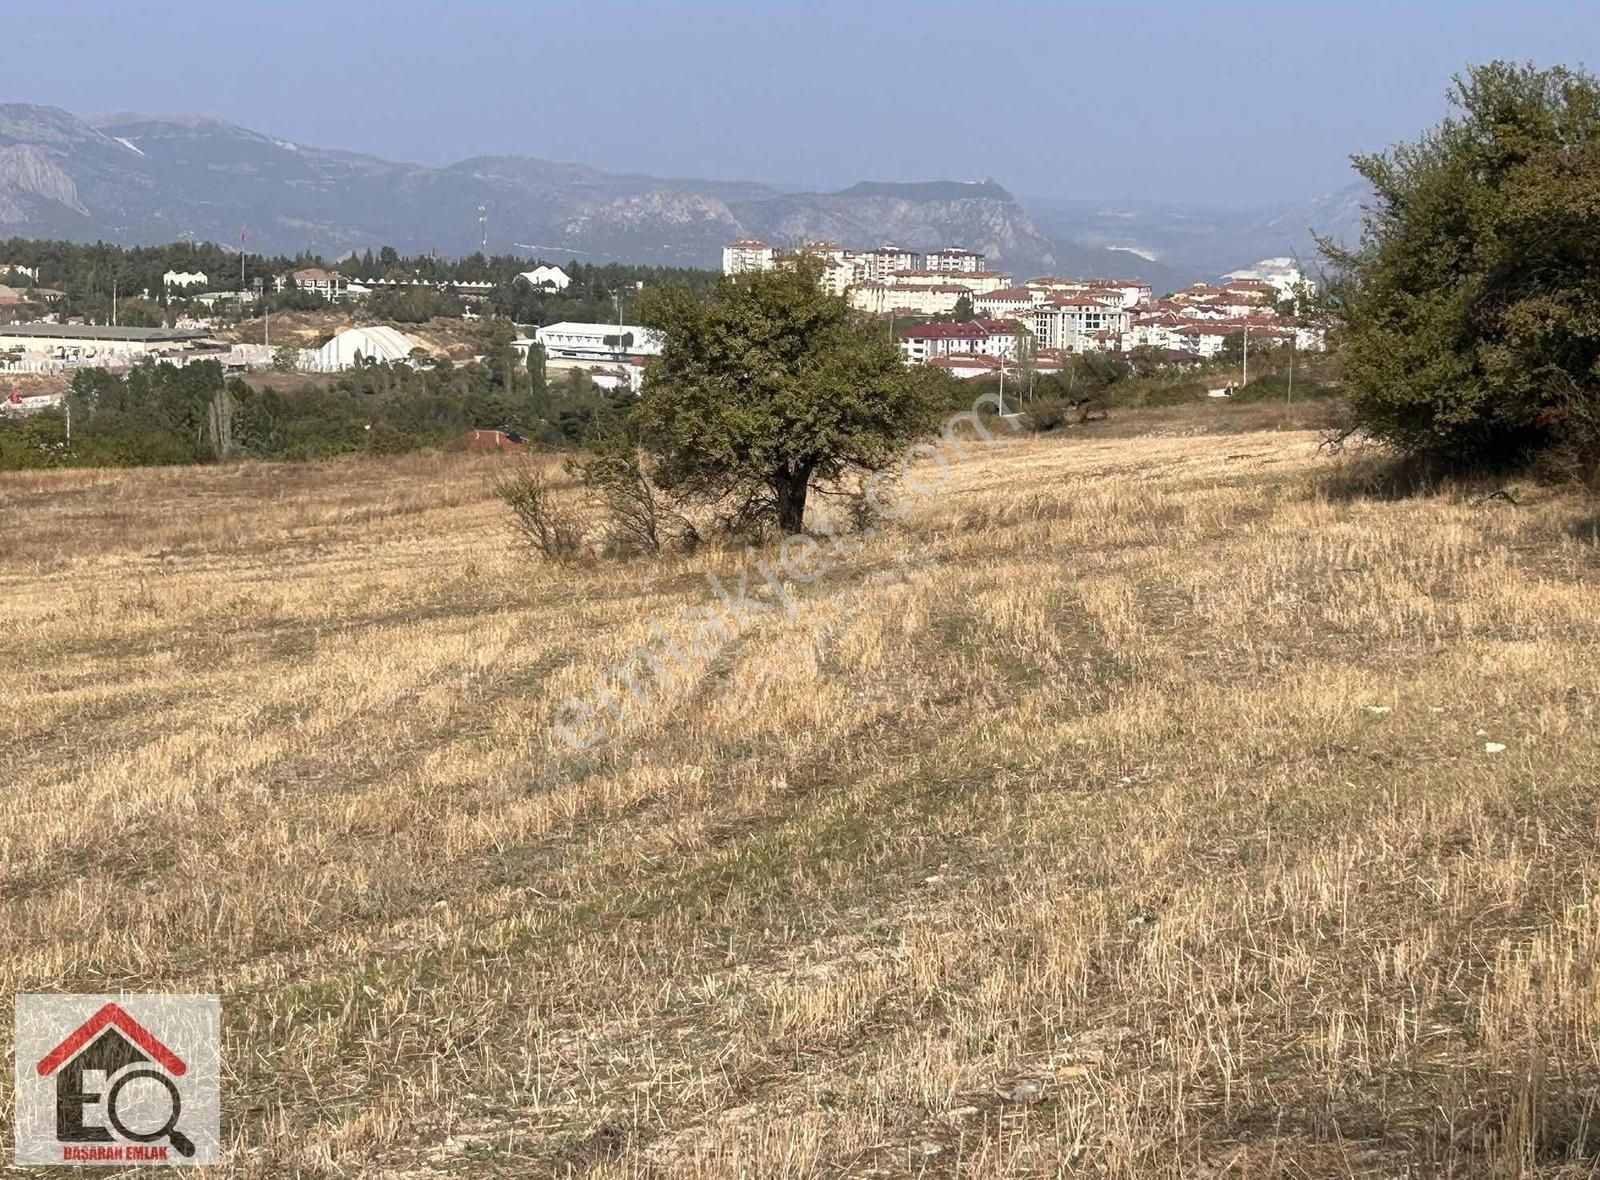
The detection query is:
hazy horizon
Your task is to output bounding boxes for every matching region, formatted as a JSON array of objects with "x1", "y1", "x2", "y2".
[{"x1": 6, "y1": 1, "x2": 1596, "y2": 208}]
